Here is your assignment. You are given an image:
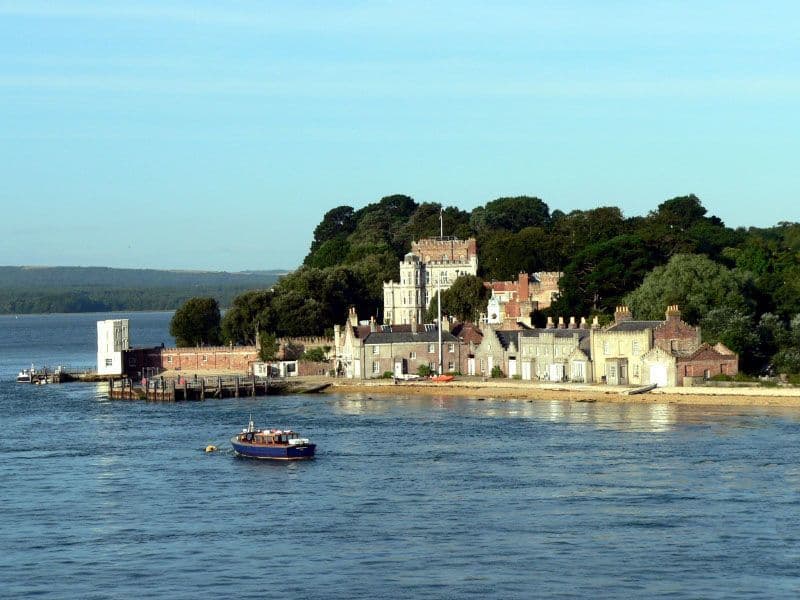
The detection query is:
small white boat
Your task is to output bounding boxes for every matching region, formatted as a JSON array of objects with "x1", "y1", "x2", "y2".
[{"x1": 16, "y1": 365, "x2": 35, "y2": 383}]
